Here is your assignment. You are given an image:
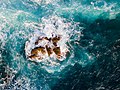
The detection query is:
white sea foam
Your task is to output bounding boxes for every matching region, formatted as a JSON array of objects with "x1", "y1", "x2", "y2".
[
  {"x1": 25, "y1": 16, "x2": 71, "y2": 64},
  {"x1": 23, "y1": 15, "x2": 84, "y2": 73}
]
